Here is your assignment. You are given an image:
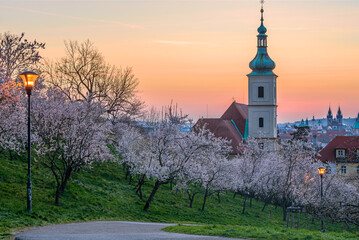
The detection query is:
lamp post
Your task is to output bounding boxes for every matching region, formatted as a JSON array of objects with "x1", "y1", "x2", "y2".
[
  {"x1": 317, "y1": 167, "x2": 326, "y2": 233},
  {"x1": 19, "y1": 71, "x2": 39, "y2": 212}
]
